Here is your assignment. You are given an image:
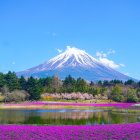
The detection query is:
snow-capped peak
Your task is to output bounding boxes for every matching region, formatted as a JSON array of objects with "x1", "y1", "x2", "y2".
[
  {"x1": 65, "y1": 46, "x2": 86, "y2": 55},
  {"x1": 17, "y1": 46, "x2": 133, "y2": 82},
  {"x1": 42, "y1": 46, "x2": 99, "y2": 70}
]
